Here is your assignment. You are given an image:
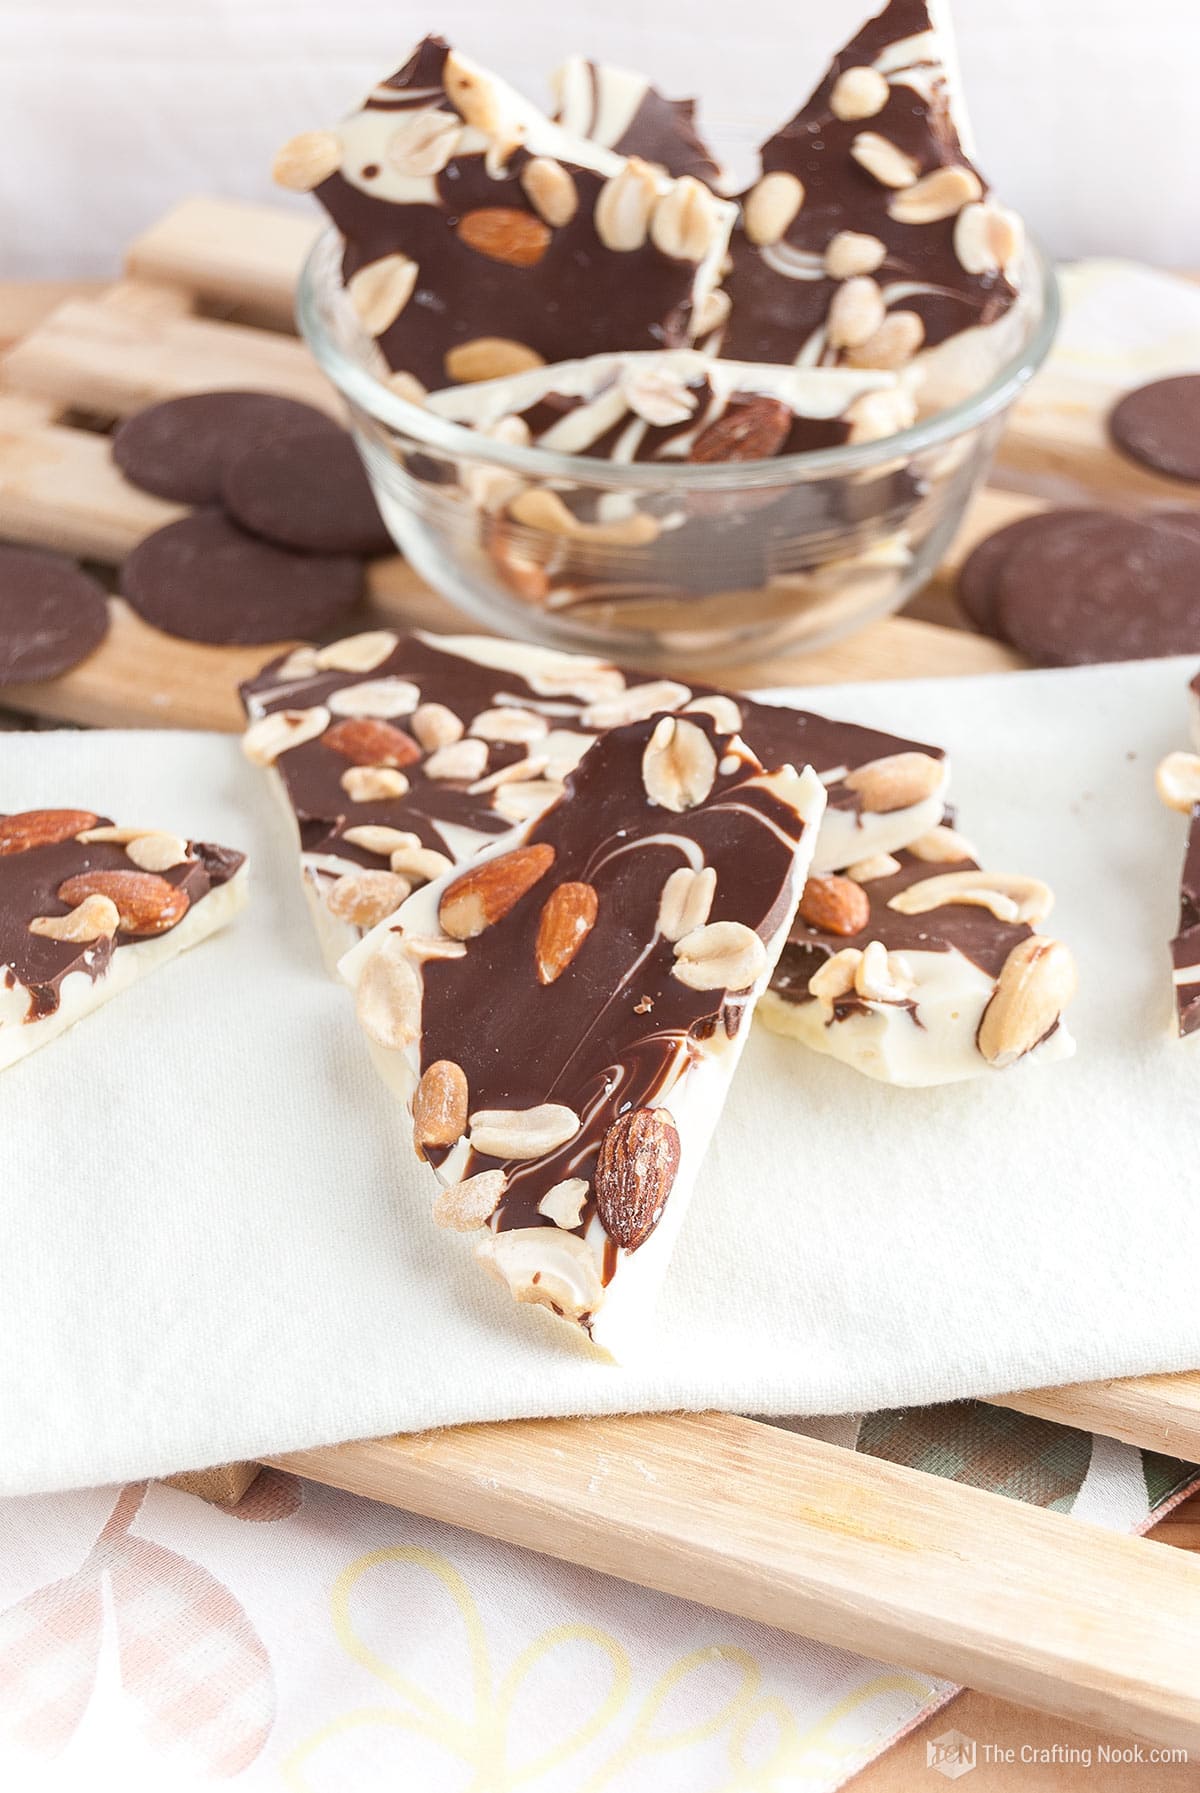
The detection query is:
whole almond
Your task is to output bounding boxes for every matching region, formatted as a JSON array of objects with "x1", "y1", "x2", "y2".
[
  {"x1": 323, "y1": 717, "x2": 422, "y2": 769},
  {"x1": 594, "y1": 1107, "x2": 681, "y2": 1252},
  {"x1": 0, "y1": 809, "x2": 99, "y2": 855},
  {"x1": 413, "y1": 1059, "x2": 469, "y2": 1149},
  {"x1": 798, "y1": 873, "x2": 871, "y2": 937},
  {"x1": 57, "y1": 869, "x2": 188, "y2": 936},
  {"x1": 535, "y1": 881, "x2": 598, "y2": 984},
  {"x1": 438, "y1": 842, "x2": 555, "y2": 940},
  {"x1": 689, "y1": 395, "x2": 792, "y2": 463},
  {"x1": 456, "y1": 207, "x2": 552, "y2": 268}
]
